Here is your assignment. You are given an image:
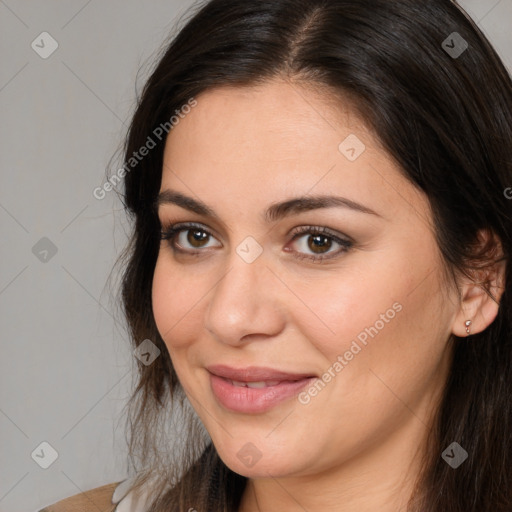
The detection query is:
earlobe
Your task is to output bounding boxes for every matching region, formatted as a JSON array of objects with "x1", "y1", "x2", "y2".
[{"x1": 451, "y1": 281, "x2": 501, "y2": 337}]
